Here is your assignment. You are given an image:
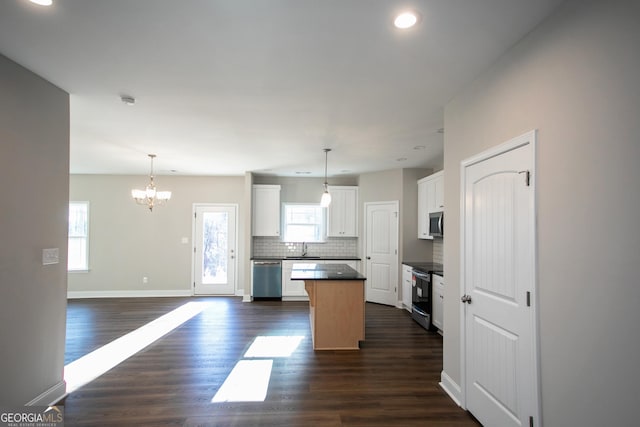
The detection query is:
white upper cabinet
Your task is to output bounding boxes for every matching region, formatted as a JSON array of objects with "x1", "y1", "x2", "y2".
[
  {"x1": 417, "y1": 179, "x2": 430, "y2": 239},
  {"x1": 327, "y1": 186, "x2": 358, "y2": 237},
  {"x1": 252, "y1": 185, "x2": 281, "y2": 237},
  {"x1": 417, "y1": 171, "x2": 444, "y2": 240}
]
